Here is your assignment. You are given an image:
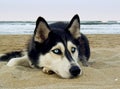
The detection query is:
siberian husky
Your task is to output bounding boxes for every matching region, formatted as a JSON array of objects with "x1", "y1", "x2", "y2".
[{"x1": 0, "y1": 14, "x2": 90, "y2": 78}]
